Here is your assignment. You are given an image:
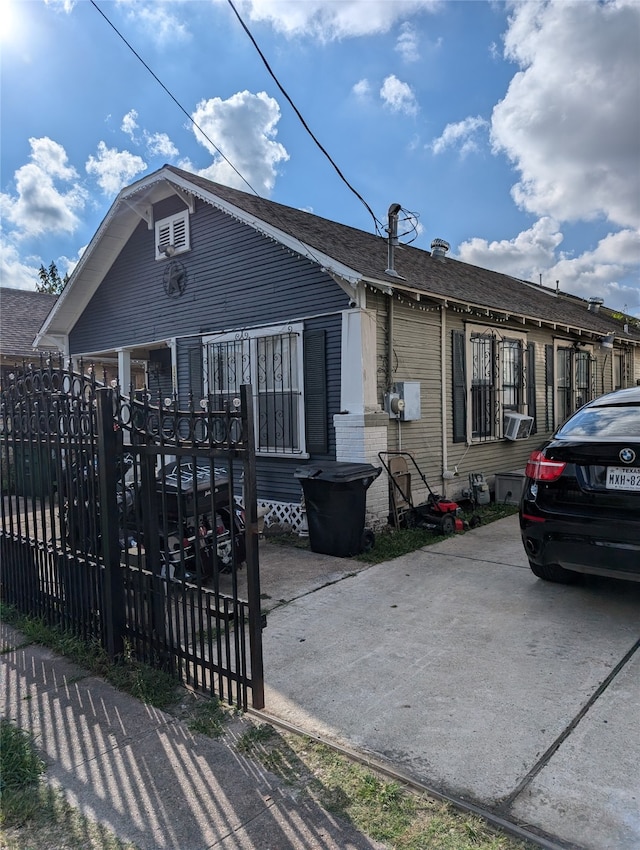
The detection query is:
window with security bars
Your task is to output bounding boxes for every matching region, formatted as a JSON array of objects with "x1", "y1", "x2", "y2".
[
  {"x1": 453, "y1": 328, "x2": 533, "y2": 443},
  {"x1": 556, "y1": 346, "x2": 596, "y2": 425},
  {"x1": 206, "y1": 328, "x2": 304, "y2": 454},
  {"x1": 471, "y1": 334, "x2": 496, "y2": 438}
]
